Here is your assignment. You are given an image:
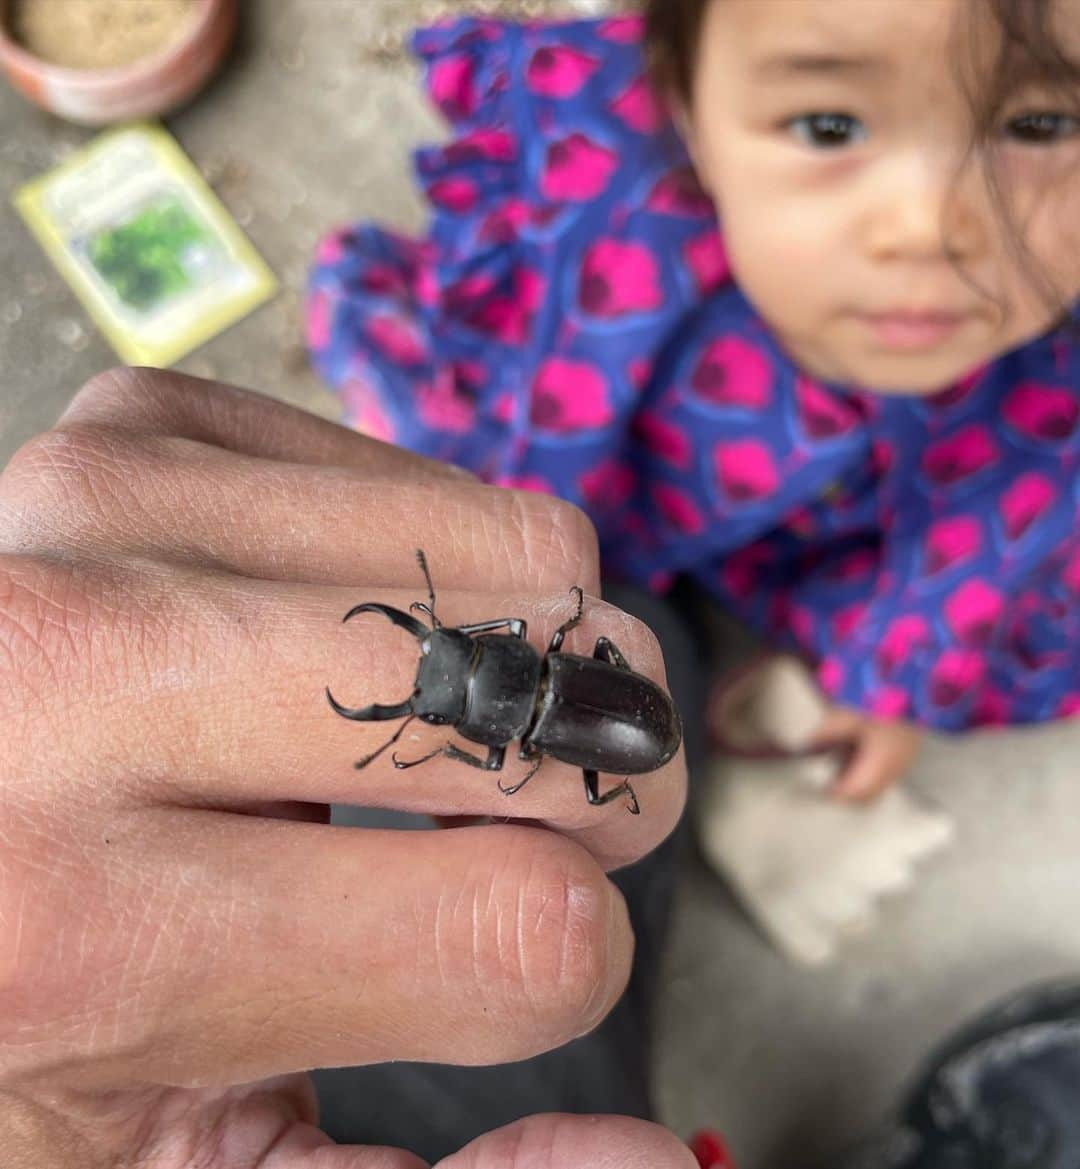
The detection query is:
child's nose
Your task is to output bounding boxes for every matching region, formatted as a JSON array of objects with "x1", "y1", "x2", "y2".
[{"x1": 866, "y1": 151, "x2": 984, "y2": 266}]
